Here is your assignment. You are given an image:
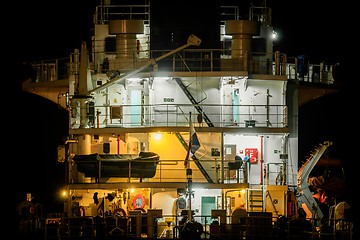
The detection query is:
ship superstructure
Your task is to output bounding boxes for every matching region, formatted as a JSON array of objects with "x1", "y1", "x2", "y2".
[{"x1": 20, "y1": 1, "x2": 350, "y2": 239}]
